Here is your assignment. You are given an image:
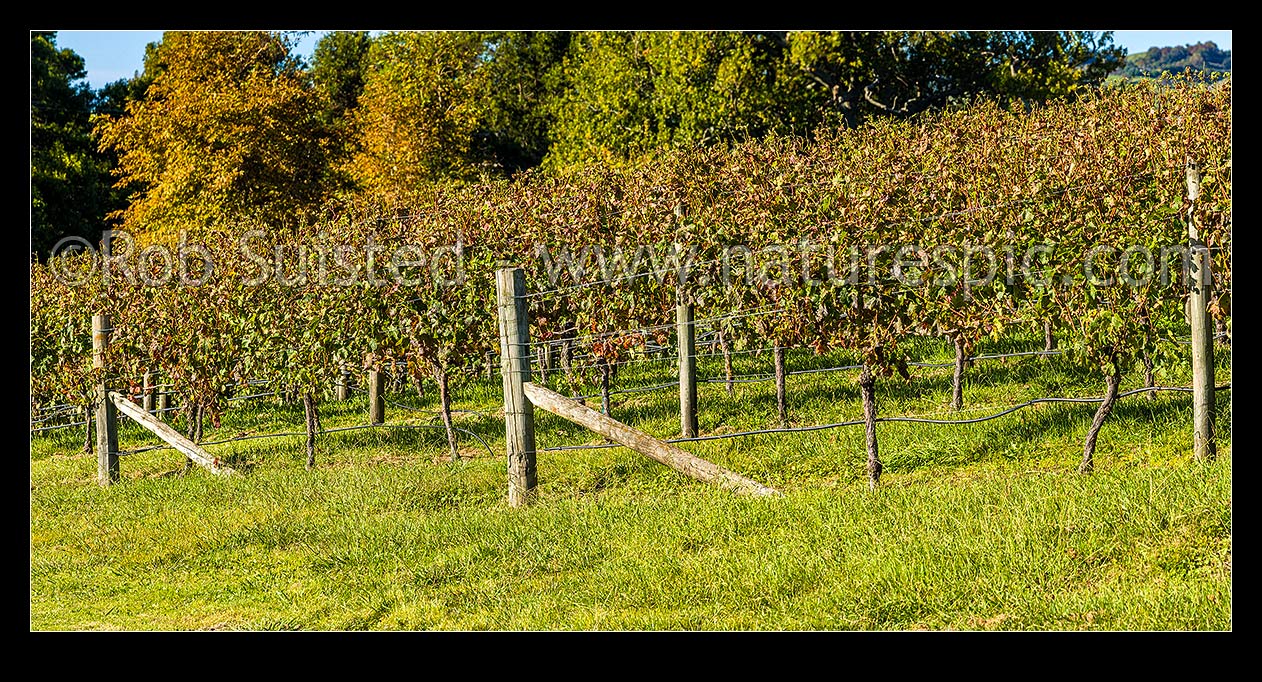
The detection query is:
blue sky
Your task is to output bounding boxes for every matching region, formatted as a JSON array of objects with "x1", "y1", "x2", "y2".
[
  {"x1": 52, "y1": 30, "x2": 1232, "y2": 92},
  {"x1": 55, "y1": 30, "x2": 326, "y2": 89}
]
